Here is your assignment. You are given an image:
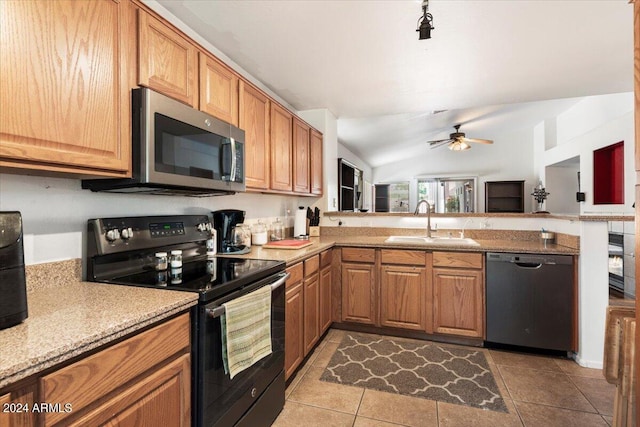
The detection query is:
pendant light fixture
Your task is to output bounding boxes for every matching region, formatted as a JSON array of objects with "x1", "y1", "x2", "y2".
[{"x1": 416, "y1": 0, "x2": 434, "y2": 40}]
